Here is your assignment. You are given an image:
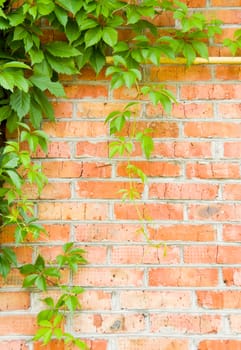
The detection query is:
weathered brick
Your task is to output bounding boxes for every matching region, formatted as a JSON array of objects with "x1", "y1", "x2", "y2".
[{"x1": 197, "y1": 291, "x2": 241, "y2": 309}]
